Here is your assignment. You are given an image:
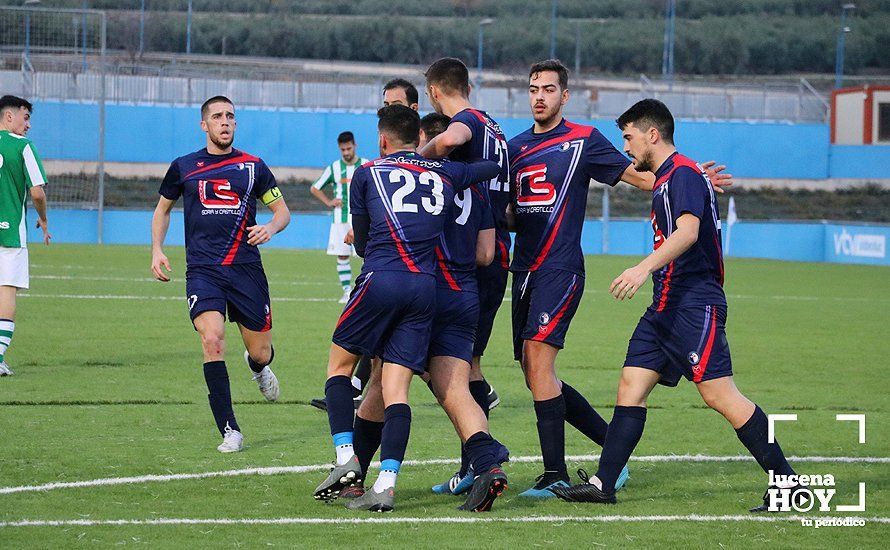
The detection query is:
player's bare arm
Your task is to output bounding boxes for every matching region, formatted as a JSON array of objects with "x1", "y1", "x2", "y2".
[
  {"x1": 247, "y1": 196, "x2": 290, "y2": 246},
  {"x1": 619, "y1": 161, "x2": 732, "y2": 193},
  {"x1": 29, "y1": 185, "x2": 51, "y2": 245},
  {"x1": 417, "y1": 121, "x2": 472, "y2": 159},
  {"x1": 309, "y1": 185, "x2": 341, "y2": 208},
  {"x1": 610, "y1": 212, "x2": 699, "y2": 301},
  {"x1": 150, "y1": 196, "x2": 176, "y2": 282},
  {"x1": 475, "y1": 228, "x2": 495, "y2": 267}
]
